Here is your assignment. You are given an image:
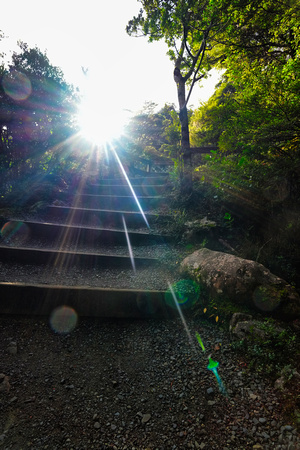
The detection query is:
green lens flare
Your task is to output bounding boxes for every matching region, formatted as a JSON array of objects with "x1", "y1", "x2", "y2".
[
  {"x1": 207, "y1": 358, "x2": 228, "y2": 397},
  {"x1": 195, "y1": 331, "x2": 205, "y2": 352}
]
